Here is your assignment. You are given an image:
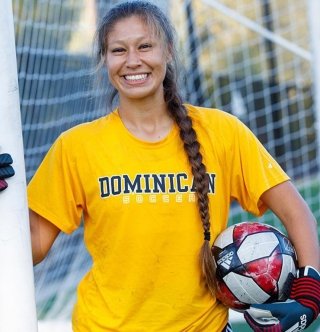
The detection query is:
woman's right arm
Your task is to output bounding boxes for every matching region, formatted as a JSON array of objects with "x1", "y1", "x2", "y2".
[
  {"x1": 0, "y1": 153, "x2": 61, "y2": 265},
  {"x1": 29, "y1": 209, "x2": 60, "y2": 265}
]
